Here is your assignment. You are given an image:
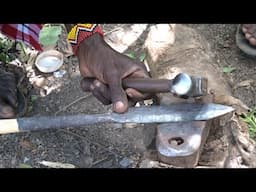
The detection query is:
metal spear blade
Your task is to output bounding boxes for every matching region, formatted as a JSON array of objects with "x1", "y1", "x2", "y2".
[
  {"x1": 111, "y1": 103, "x2": 235, "y2": 123},
  {"x1": 0, "y1": 103, "x2": 234, "y2": 135}
]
